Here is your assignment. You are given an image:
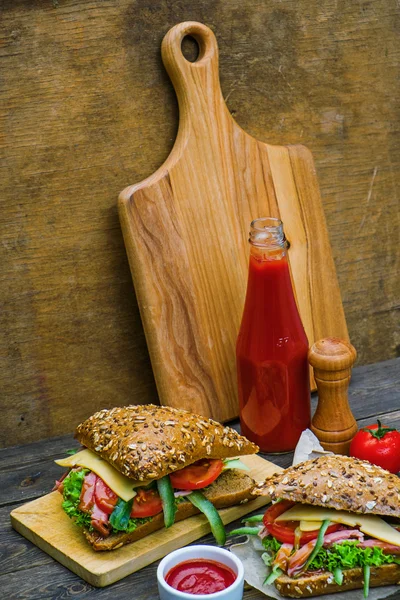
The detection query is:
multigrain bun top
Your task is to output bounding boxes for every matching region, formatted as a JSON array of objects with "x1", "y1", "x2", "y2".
[
  {"x1": 253, "y1": 454, "x2": 400, "y2": 518},
  {"x1": 75, "y1": 404, "x2": 259, "y2": 481}
]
